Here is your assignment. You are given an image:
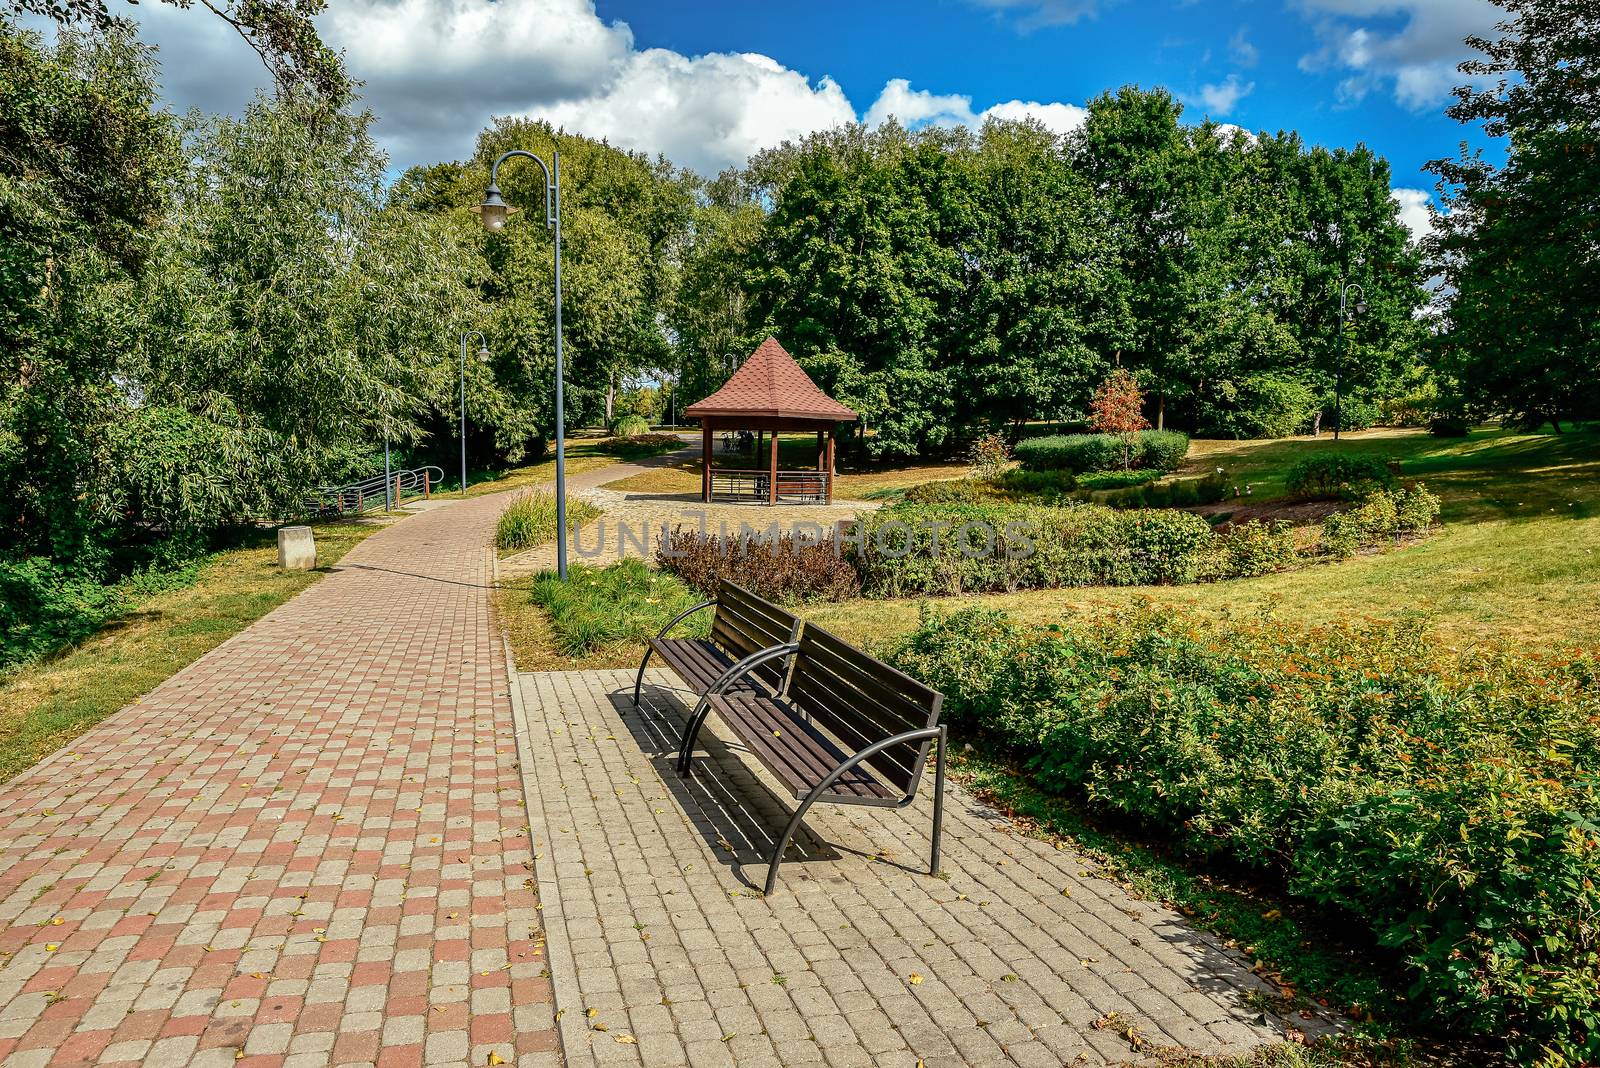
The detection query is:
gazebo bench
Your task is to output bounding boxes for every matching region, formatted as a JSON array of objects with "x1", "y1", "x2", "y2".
[
  {"x1": 633, "y1": 580, "x2": 802, "y2": 708},
  {"x1": 674, "y1": 624, "x2": 947, "y2": 895}
]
